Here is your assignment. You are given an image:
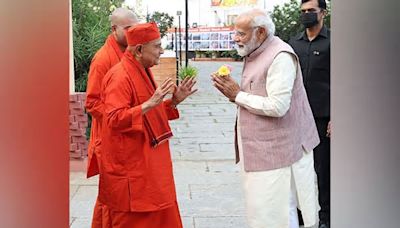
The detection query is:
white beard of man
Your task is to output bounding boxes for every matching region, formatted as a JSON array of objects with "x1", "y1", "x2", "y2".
[{"x1": 235, "y1": 29, "x2": 260, "y2": 57}]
